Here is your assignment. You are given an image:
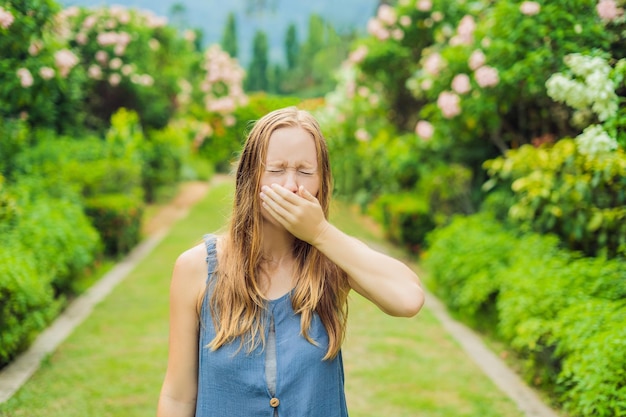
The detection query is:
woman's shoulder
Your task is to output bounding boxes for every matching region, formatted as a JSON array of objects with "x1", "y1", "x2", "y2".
[
  {"x1": 171, "y1": 235, "x2": 222, "y2": 292},
  {"x1": 175, "y1": 235, "x2": 221, "y2": 270}
]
